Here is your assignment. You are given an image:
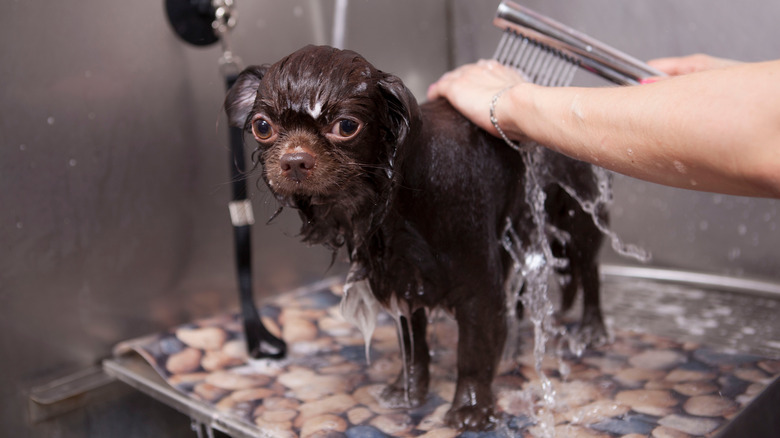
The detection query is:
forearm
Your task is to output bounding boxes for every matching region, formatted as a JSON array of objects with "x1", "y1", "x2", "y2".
[{"x1": 499, "y1": 61, "x2": 780, "y2": 197}]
